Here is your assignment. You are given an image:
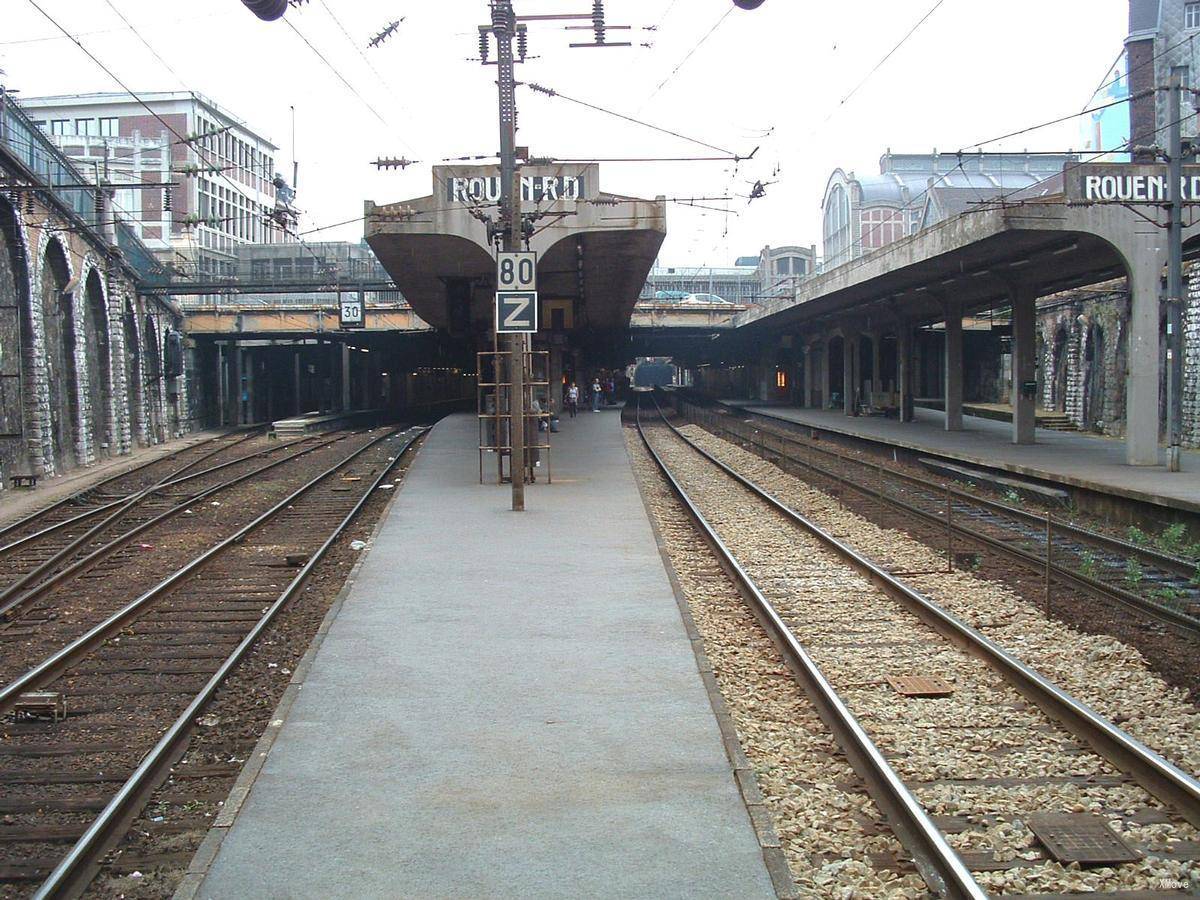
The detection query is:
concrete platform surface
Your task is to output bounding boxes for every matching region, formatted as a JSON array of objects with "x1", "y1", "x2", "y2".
[
  {"x1": 736, "y1": 404, "x2": 1200, "y2": 513},
  {"x1": 198, "y1": 411, "x2": 775, "y2": 900}
]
